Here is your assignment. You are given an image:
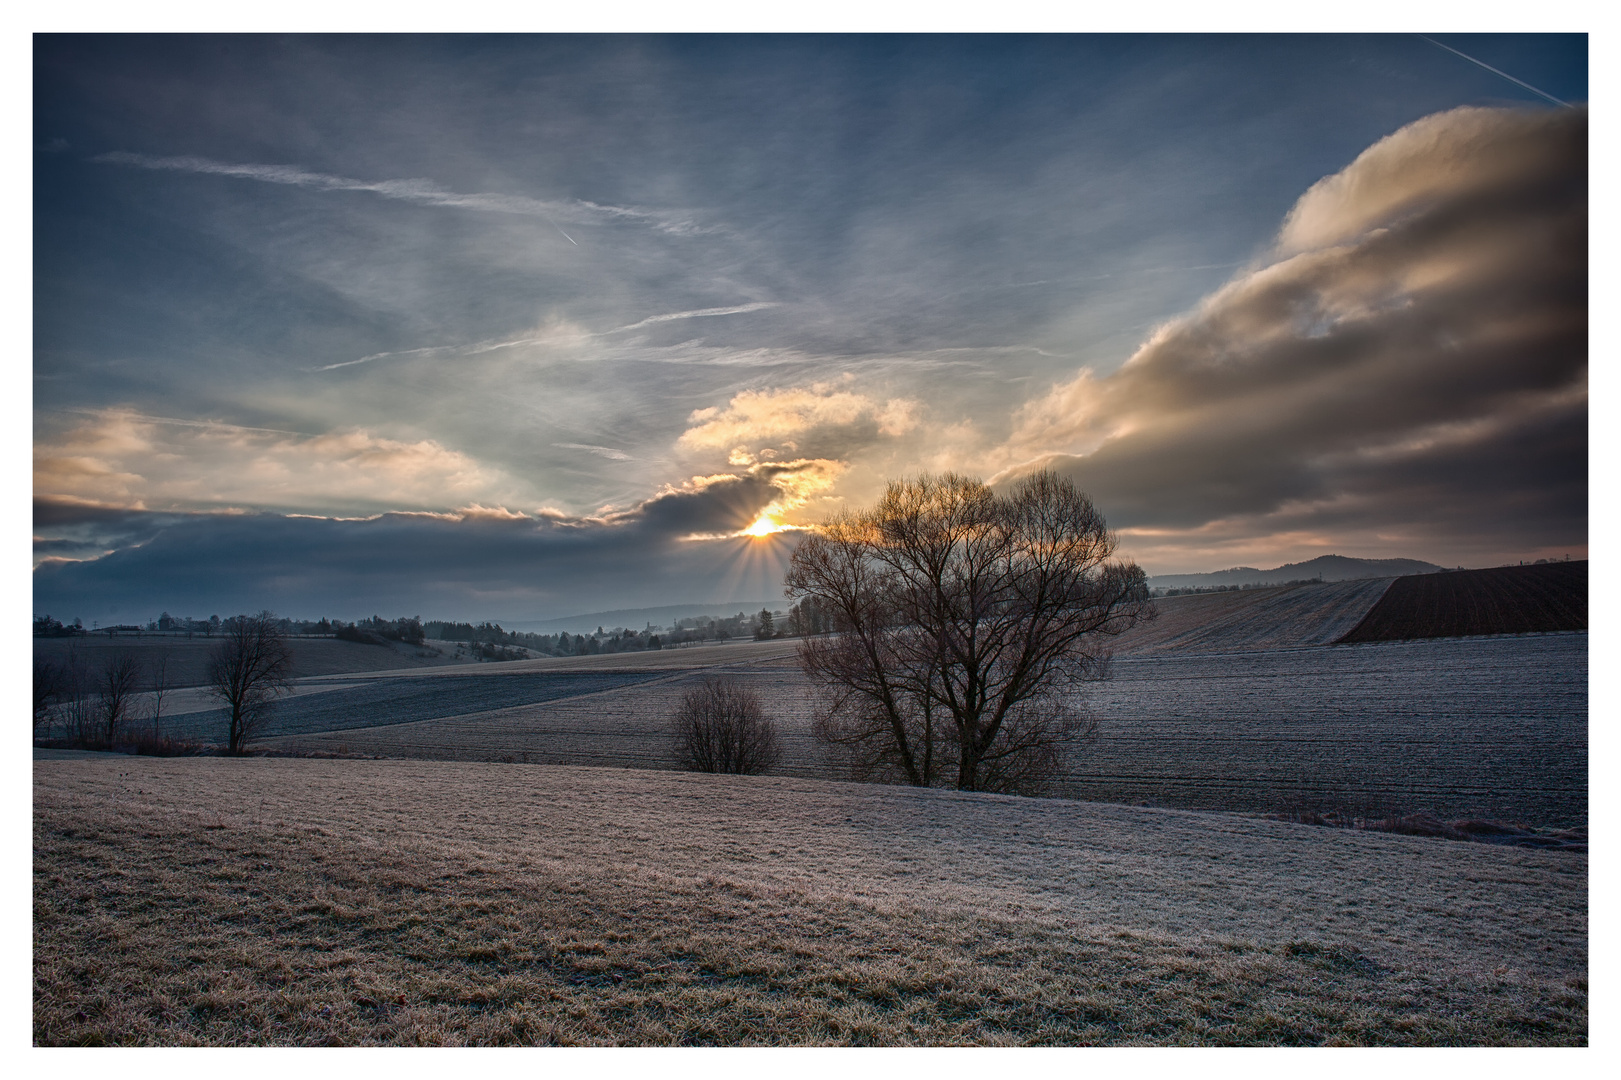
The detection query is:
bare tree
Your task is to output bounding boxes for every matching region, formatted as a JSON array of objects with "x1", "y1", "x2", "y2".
[
  {"x1": 33, "y1": 656, "x2": 70, "y2": 738},
  {"x1": 147, "y1": 650, "x2": 174, "y2": 742},
  {"x1": 206, "y1": 611, "x2": 294, "y2": 754},
  {"x1": 52, "y1": 649, "x2": 99, "y2": 746},
  {"x1": 671, "y1": 676, "x2": 782, "y2": 775},
  {"x1": 97, "y1": 650, "x2": 143, "y2": 746},
  {"x1": 785, "y1": 470, "x2": 1152, "y2": 795}
]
